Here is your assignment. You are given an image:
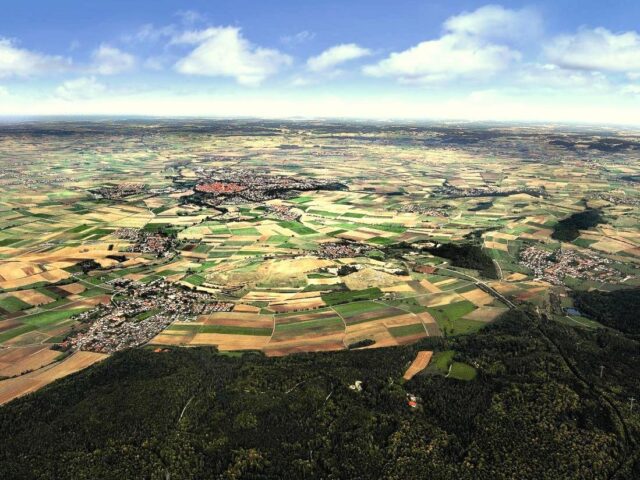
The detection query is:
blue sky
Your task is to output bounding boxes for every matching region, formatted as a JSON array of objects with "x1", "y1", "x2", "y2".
[{"x1": 1, "y1": 0, "x2": 639, "y2": 124}]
